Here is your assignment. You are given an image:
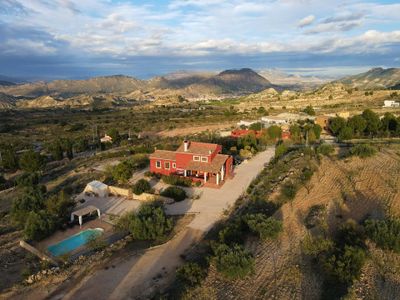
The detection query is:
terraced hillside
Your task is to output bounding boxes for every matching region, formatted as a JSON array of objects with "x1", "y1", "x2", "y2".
[{"x1": 179, "y1": 145, "x2": 400, "y2": 300}]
